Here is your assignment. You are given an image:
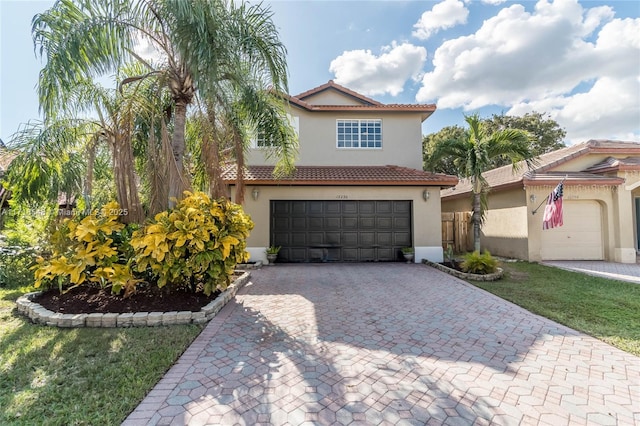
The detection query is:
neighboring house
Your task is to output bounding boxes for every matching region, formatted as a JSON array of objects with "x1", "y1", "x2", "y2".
[
  {"x1": 441, "y1": 140, "x2": 640, "y2": 264},
  {"x1": 223, "y1": 80, "x2": 458, "y2": 263}
]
